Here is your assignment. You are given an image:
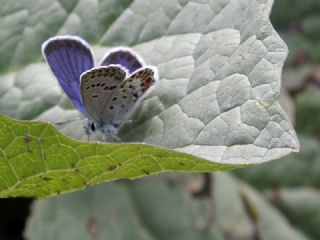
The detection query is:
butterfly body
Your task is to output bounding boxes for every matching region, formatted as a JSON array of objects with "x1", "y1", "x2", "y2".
[{"x1": 42, "y1": 36, "x2": 158, "y2": 141}]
